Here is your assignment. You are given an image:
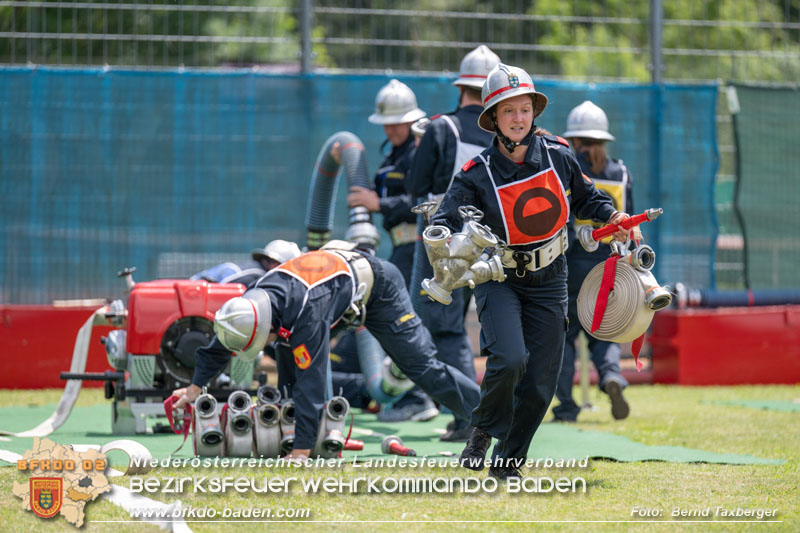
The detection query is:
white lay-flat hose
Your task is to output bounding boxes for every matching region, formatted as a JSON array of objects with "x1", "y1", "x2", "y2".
[
  {"x1": 0, "y1": 307, "x2": 107, "y2": 437},
  {"x1": 577, "y1": 261, "x2": 654, "y2": 343}
]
